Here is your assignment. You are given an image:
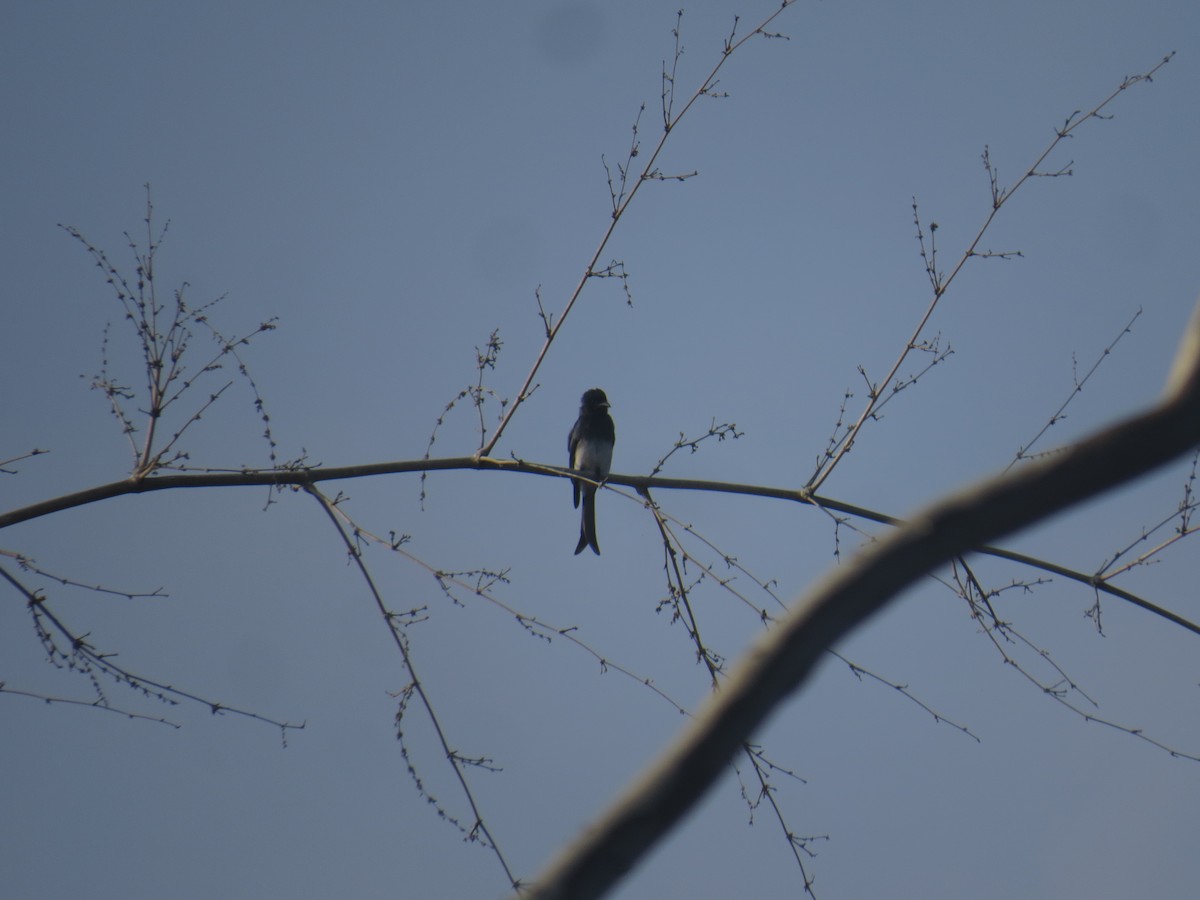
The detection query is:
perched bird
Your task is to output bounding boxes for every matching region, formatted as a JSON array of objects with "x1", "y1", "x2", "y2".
[{"x1": 568, "y1": 388, "x2": 616, "y2": 555}]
